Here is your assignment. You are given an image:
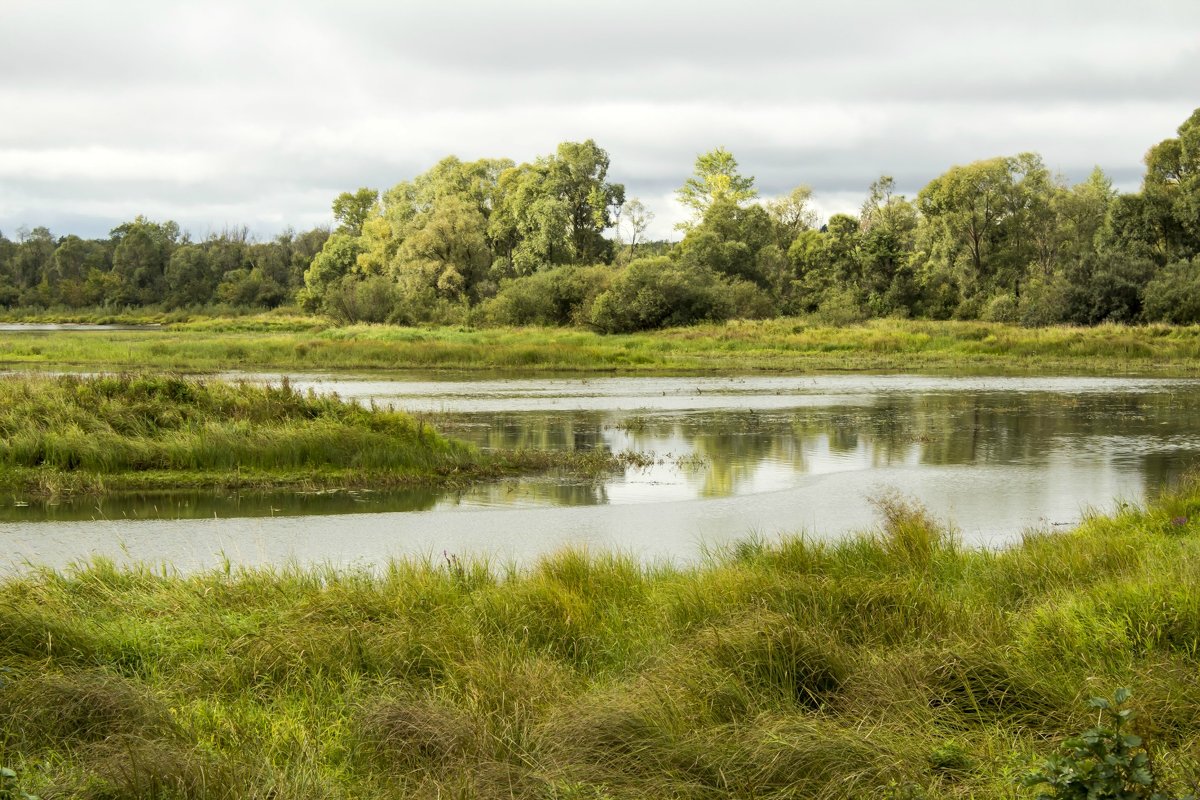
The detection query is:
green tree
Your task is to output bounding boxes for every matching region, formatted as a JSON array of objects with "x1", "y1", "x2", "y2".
[
  {"x1": 163, "y1": 244, "x2": 217, "y2": 308},
  {"x1": 1141, "y1": 107, "x2": 1200, "y2": 259},
  {"x1": 489, "y1": 163, "x2": 574, "y2": 275},
  {"x1": 677, "y1": 198, "x2": 776, "y2": 287},
  {"x1": 619, "y1": 198, "x2": 654, "y2": 260},
  {"x1": 394, "y1": 195, "x2": 492, "y2": 301},
  {"x1": 545, "y1": 139, "x2": 625, "y2": 263},
  {"x1": 300, "y1": 233, "x2": 366, "y2": 310},
  {"x1": 915, "y1": 154, "x2": 1055, "y2": 312},
  {"x1": 767, "y1": 184, "x2": 818, "y2": 247},
  {"x1": 489, "y1": 141, "x2": 623, "y2": 274},
  {"x1": 858, "y1": 176, "x2": 919, "y2": 312},
  {"x1": 11, "y1": 226, "x2": 55, "y2": 290},
  {"x1": 110, "y1": 217, "x2": 180, "y2": 305},
  {"x1": 332, "y1": 188, "x2": 379, "y2": 236},
  {"x1": 676, "y1": 147, "x2": 757, "y2": 229}
]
